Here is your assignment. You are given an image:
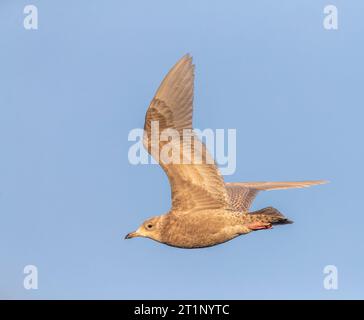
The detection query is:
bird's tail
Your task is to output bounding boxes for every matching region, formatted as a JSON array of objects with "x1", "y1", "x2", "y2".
[{"x1": 250, "y1": 207, "x2": 293, "y2": 225}]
